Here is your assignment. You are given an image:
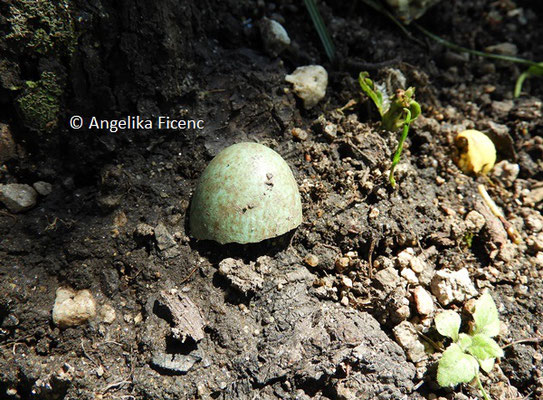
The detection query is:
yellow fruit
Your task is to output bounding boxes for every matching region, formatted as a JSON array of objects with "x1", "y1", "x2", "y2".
[{"x1": 455, "y1": 130, "x2": 496, "y2": 175}]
